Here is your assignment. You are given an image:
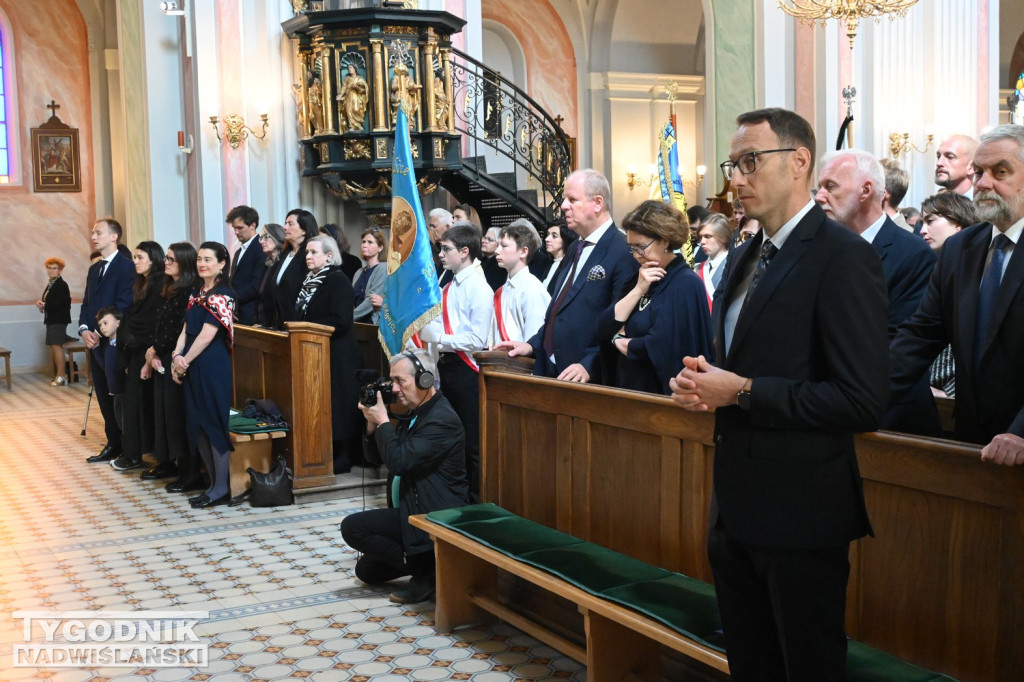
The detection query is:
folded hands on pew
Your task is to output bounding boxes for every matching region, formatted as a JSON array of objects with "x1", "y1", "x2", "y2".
[{"x1": 670, "y1": 355, "x2": 748, "y2": 412}]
